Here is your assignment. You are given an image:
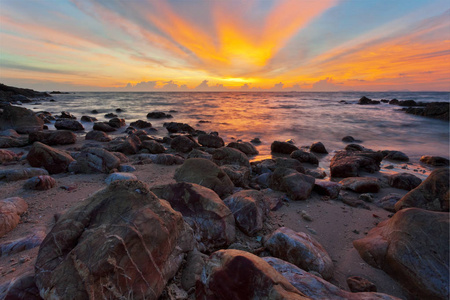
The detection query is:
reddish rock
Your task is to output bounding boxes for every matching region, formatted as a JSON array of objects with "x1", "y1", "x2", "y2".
[
  {"x1": 310, "y1": 141, "x2": 328, "y2": 154},
  {"x1": 27, "y1": 142, "x2": 74, "y2": 174},
  {"x1": 23, "y1": 175, "x2": 56, "y2": 190},
  {"x1": 29, "y1": 130, "x2": 76, "y2": 145},
  {"x1": 388, "y1": 172, "x2": 422, "y2": 191},
  {"x1": 313, "y1": 180, "x2": 341, "y2": 199},
  {"x1": 54, "y1": 119, "x2": 84, "y2": 131},
  {"x1": 0, "y1": 197, "x2": 27, "y2": 237},
  {"x1": 221, "y1": 165, "x2": 250, "y2": 188},
  {"x1": 198, "y1": 133, "x2": 224, "y2": 148},
  {"x1": 291, "y1": 149, "x2": 319, "y2": 165},
  {"x1": 340, "y1": 177, "x2": 380, "y2": 193},
  {"x1": 171, "y1": 135, "x2": 198, "y2": 153},
  {"x1": 85, "y1": 130, "x2": 111, "y2": 142},
  {"x1": 420, "y1": 155, "x2": 449, "y2": 166},
  {"x1": 330, "y1": 150, "x2": 382, "y2": 178},
  {"x1": 347, "y1": 276, "x2": 377, "y2": 292},
  {"x1": 0, "y1": 149, "x2": 20, "y2": 163},
  {"x1": 270, "y1": 168, "x2": 315, "y2": 200}
]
